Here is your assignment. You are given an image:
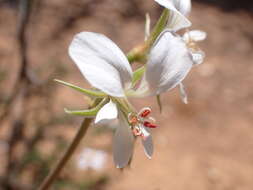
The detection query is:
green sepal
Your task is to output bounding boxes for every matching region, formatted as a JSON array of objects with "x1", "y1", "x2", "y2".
[
  {"x1": 54, "y1": 79, "x2": 107, "y2": 98},
  {"x1": 156, "y1": 95, "x2": 162, "y2": 113},
  {"x1": 132, "y1": 66, "x2": 145, "y2": 87},
  {"x1": 149, "y1": 9, "x2": 169, "y2": 45},
  {"x1": 64, "y1": 98, "x2": 109, "y2": 117}
]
